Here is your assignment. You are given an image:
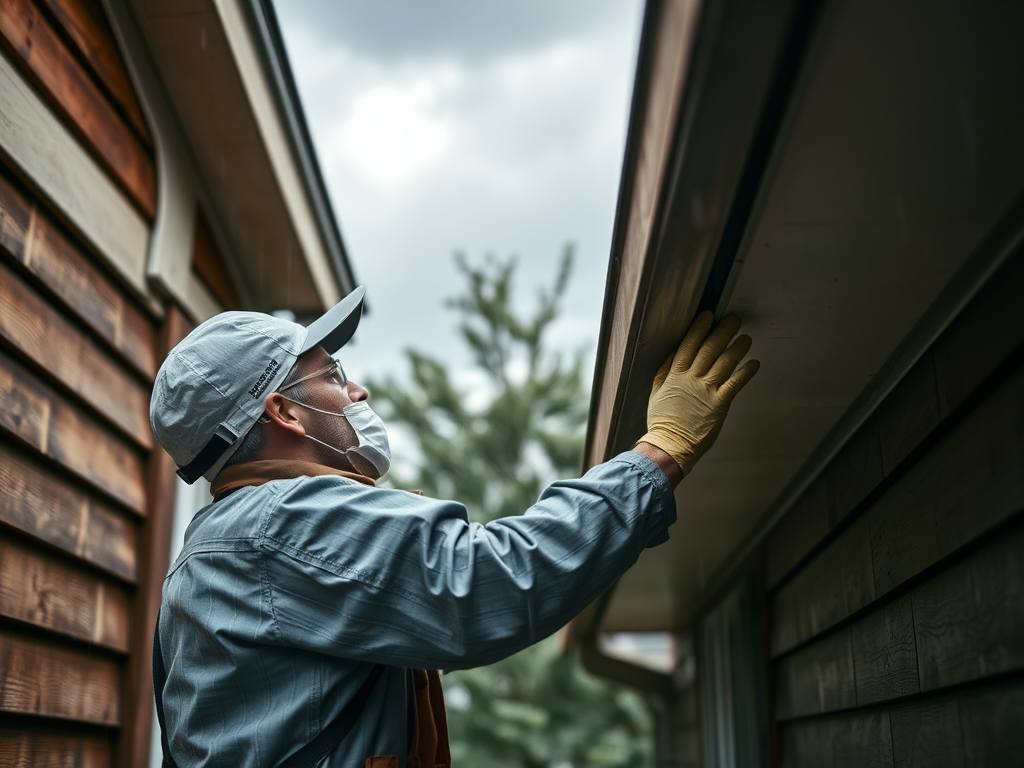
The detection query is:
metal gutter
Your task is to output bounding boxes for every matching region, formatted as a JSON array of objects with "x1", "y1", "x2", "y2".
[
  {"x1": 697, "y1": 0, "x2": 825, "y2": 314},
  {"x1": 581, "y1": 0, "x2": 665, "y2": 476},
  {"x1": 241, "y1": 0, "x2": 360, "y2": 302},
  {"x1": 572, "y1": 0, "x2": 824, "y2": 658}
]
